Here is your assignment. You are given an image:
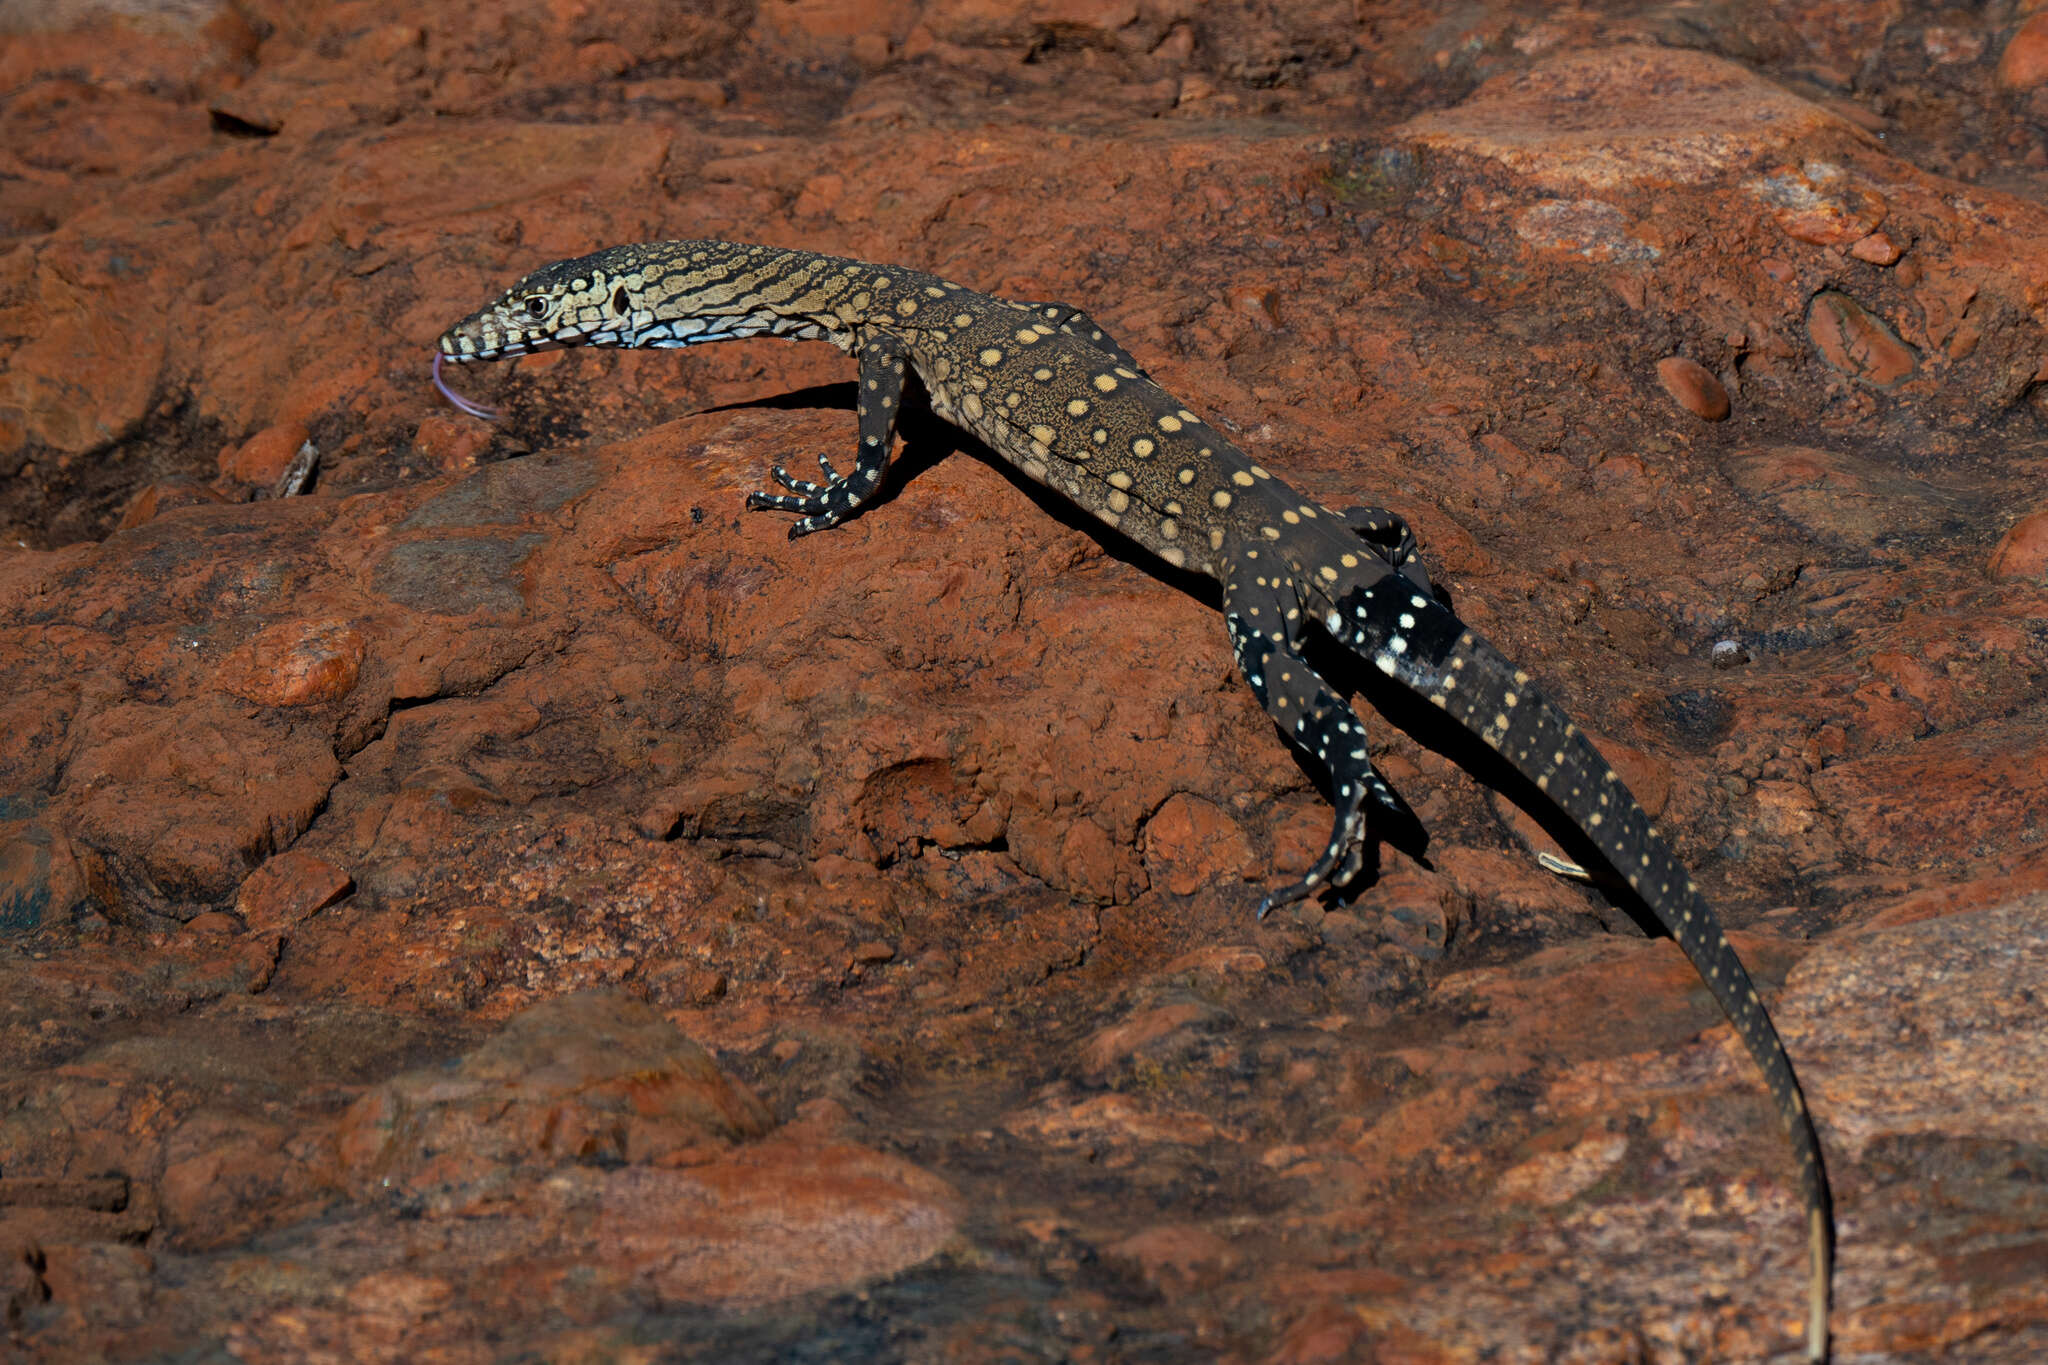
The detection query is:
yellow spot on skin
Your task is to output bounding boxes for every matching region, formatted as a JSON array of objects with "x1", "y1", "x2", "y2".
[
  {"x1": 1108, "y1": 471, "x2": 1134, "y2": 489},
  {"x1": 1161, "y1": 545, "x2": 1186, "y2": 567},
  {"x1": 1212, "y1": 490, "x2": 1233, "y2": 509},
  {"x1": 897, "y1": 298, "x2": 919, "y2": 316},
  {"x1": 953, "y1": 313, "x2": 974, "y2": 327},
  {"x1": 1260, "y1": 526, "x2": 1281, "y2": 540},
  {"x1": 1340, "y1": 553, "x2": 1358, "y2": 568},
  {"x1": 1005, "y1": 392, "x2": 1021, "y2": 408},
  {"x1": 1300, "y1": 505, "x2": 1319, "y2": 518},
  {"x1": 1093, "y1": 429, "x2": 1108, "y2": 444},
  {"x1": 1015, "y1": 329, "x2": 1040, "y2": 344},
  {"x1": 1231, "y1": 471, "x2": 1254, "y2": 487},
  {"x1": 979, "y1": 348, "x2": 1003, "y2": 366},
  {"x1": 1132, "y1": 437, "x2": 1155, "y2": 457},
  {"x1": 1033, "y1": 322, "x2": 1054, "y2": 335},
  {"x1": 1250, "y1": 465, "x2": 1270, "y2": 479},
  {"x1": 1034, "y1": 368, "x2": 1053, "y2": 381},
  {"x1": 1282, "y1": 510, "x2": 1300, "y2": 524},
  {"x1": 962, "y1": 393, "x2": 983, "y2": 420},
  {"x1": 1096, "y1": 507, "x2": 1121, "y2": 529},
  {"x1": 1157, "y1": 415, "x2": 1182, "y2": 432},
  {"x1": 1067, "y1": 399, "x2": 1089, "y2": 416},
  {"x1": 1209, "y1": 528, "x2": 1225, "y2": 550},
  {"x1": 1094, "y1": 374, "x2": 1117, "y2": 392},
  {"x1": 1160, "y1": 519, "x2": 1179, "y2": 539},
  {"x1": 1164, "y1": 500, "x2": 1181, "y2": 515},
  {"x1": 1177, "y1": 468, "x2": 1195, "y2": 484},
  {"x1": 1177, "y1": 409, "x2": 1197, "y2": 422},
  {"x1": 1115, "y1": 367, "x2": 1137, "y2": 379},
  {"x1": 1030, "y1": 424, "x2": 1055, "y2": 445},
  {"x1": 1318, "y1": 566, "x2": 1339, "y2": 582},
  {"x1": 1108, "y1": 489, "x2": 1130, "y2": 513}
]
